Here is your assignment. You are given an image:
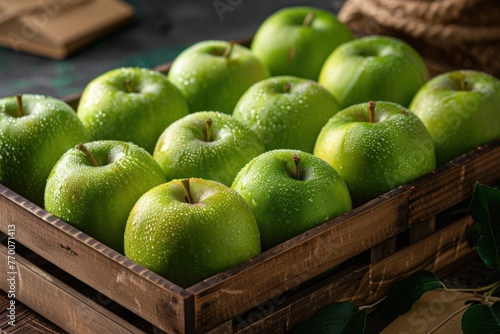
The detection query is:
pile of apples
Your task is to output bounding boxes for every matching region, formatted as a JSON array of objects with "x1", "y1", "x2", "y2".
[{"x1": 1, "y1": 6, "x2": 500, "y2": 288}]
